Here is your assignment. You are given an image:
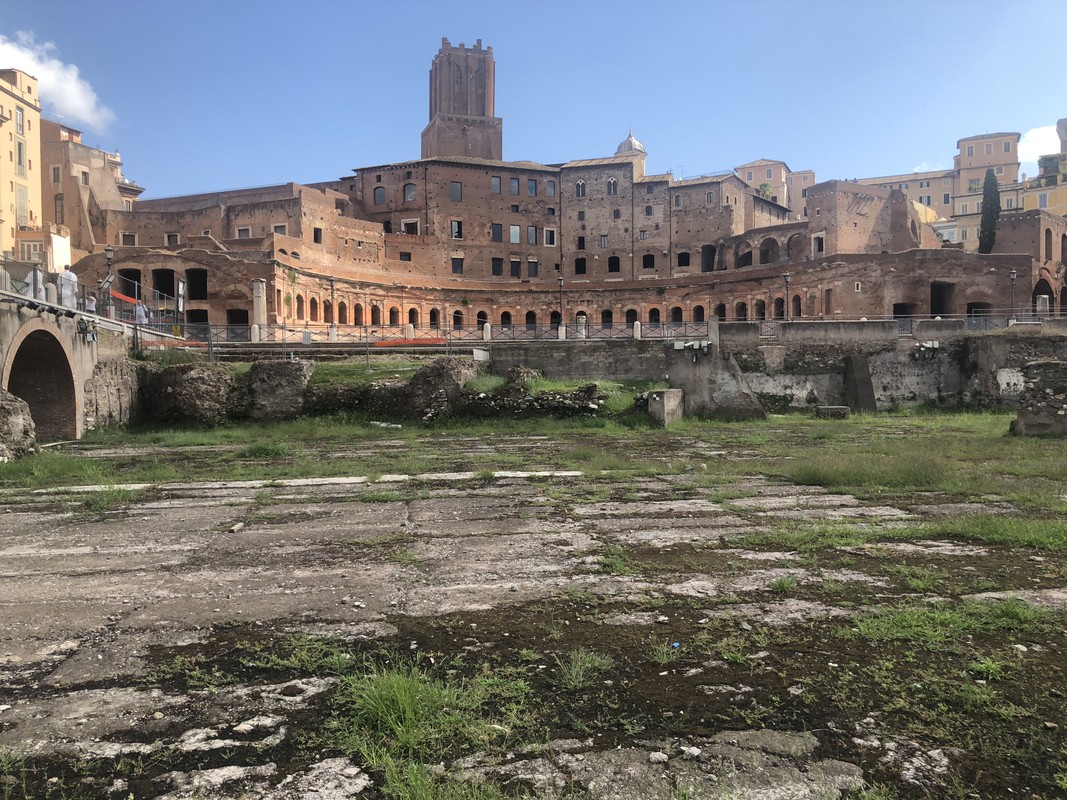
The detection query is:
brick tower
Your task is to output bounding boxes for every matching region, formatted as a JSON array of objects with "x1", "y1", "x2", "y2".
[{"x1": 420, "y1": 38, "x2": 503, "y2": 161}]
